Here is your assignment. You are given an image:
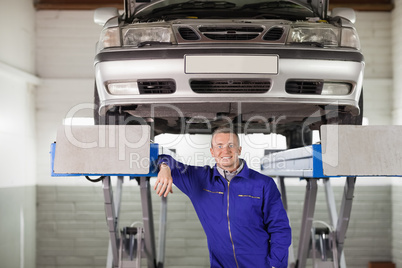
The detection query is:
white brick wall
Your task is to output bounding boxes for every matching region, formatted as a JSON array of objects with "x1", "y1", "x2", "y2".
[
  {"x1": 363, "y1": 78, "x2": 393, "y2": 125},
  {"x1": 392, "y1": 187, "x2": 402, "y2": 267},
  {"x1": 0, "y1": 0, "x2": 36, "y2": 73},
  {"x1": 392, "y1": 1, "x2": 402, "y2": 266},
  {"x1": 355, "y1": 12, "x2": 393, "y2": 79},
  {"x1": 354, "y1": 12, "x2": 393, "y2": 125},
  {"x1": 392, "y1": 0, "x2": 402, "y2": 124},
  {"x1": 36, "y1": 10, "x2": 101, "y2": 79}
]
